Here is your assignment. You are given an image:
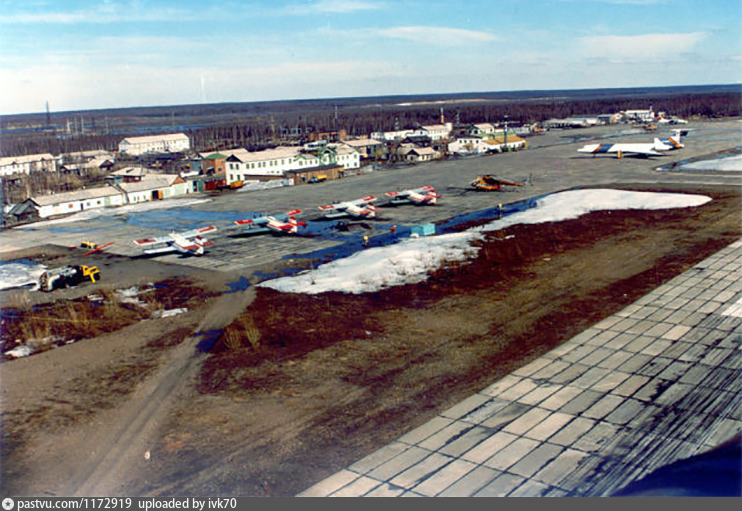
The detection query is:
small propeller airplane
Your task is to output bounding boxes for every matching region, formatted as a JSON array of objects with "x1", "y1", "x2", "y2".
[
  {"x1": 318, "y1": 196, "x2": 378, "y2": 219},
  {"x1": 385, "y1": 185, "x2": 441, "y2": 206},
  {"x1": 133, "y1": 225, "x2": 217, "y2": 256},
  {"x1": 234, "y1": 209, "x2": 306, "y2": 235},
  {"x1": 577, "y1": 133, "x2": 684, "y2": 159}
]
